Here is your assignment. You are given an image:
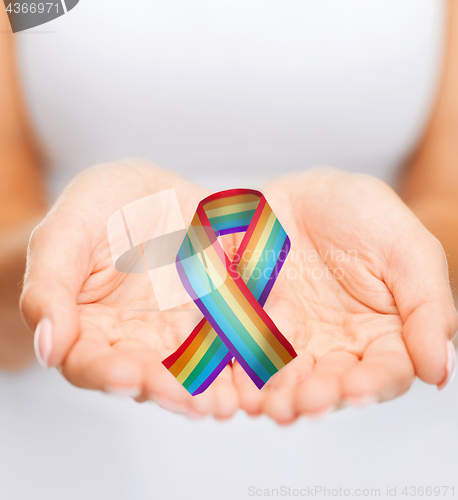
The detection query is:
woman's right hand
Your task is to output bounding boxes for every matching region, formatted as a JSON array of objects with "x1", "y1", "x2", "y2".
[{"x1": 20, "y1": 159, "x2": 240, "y2": 419}]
